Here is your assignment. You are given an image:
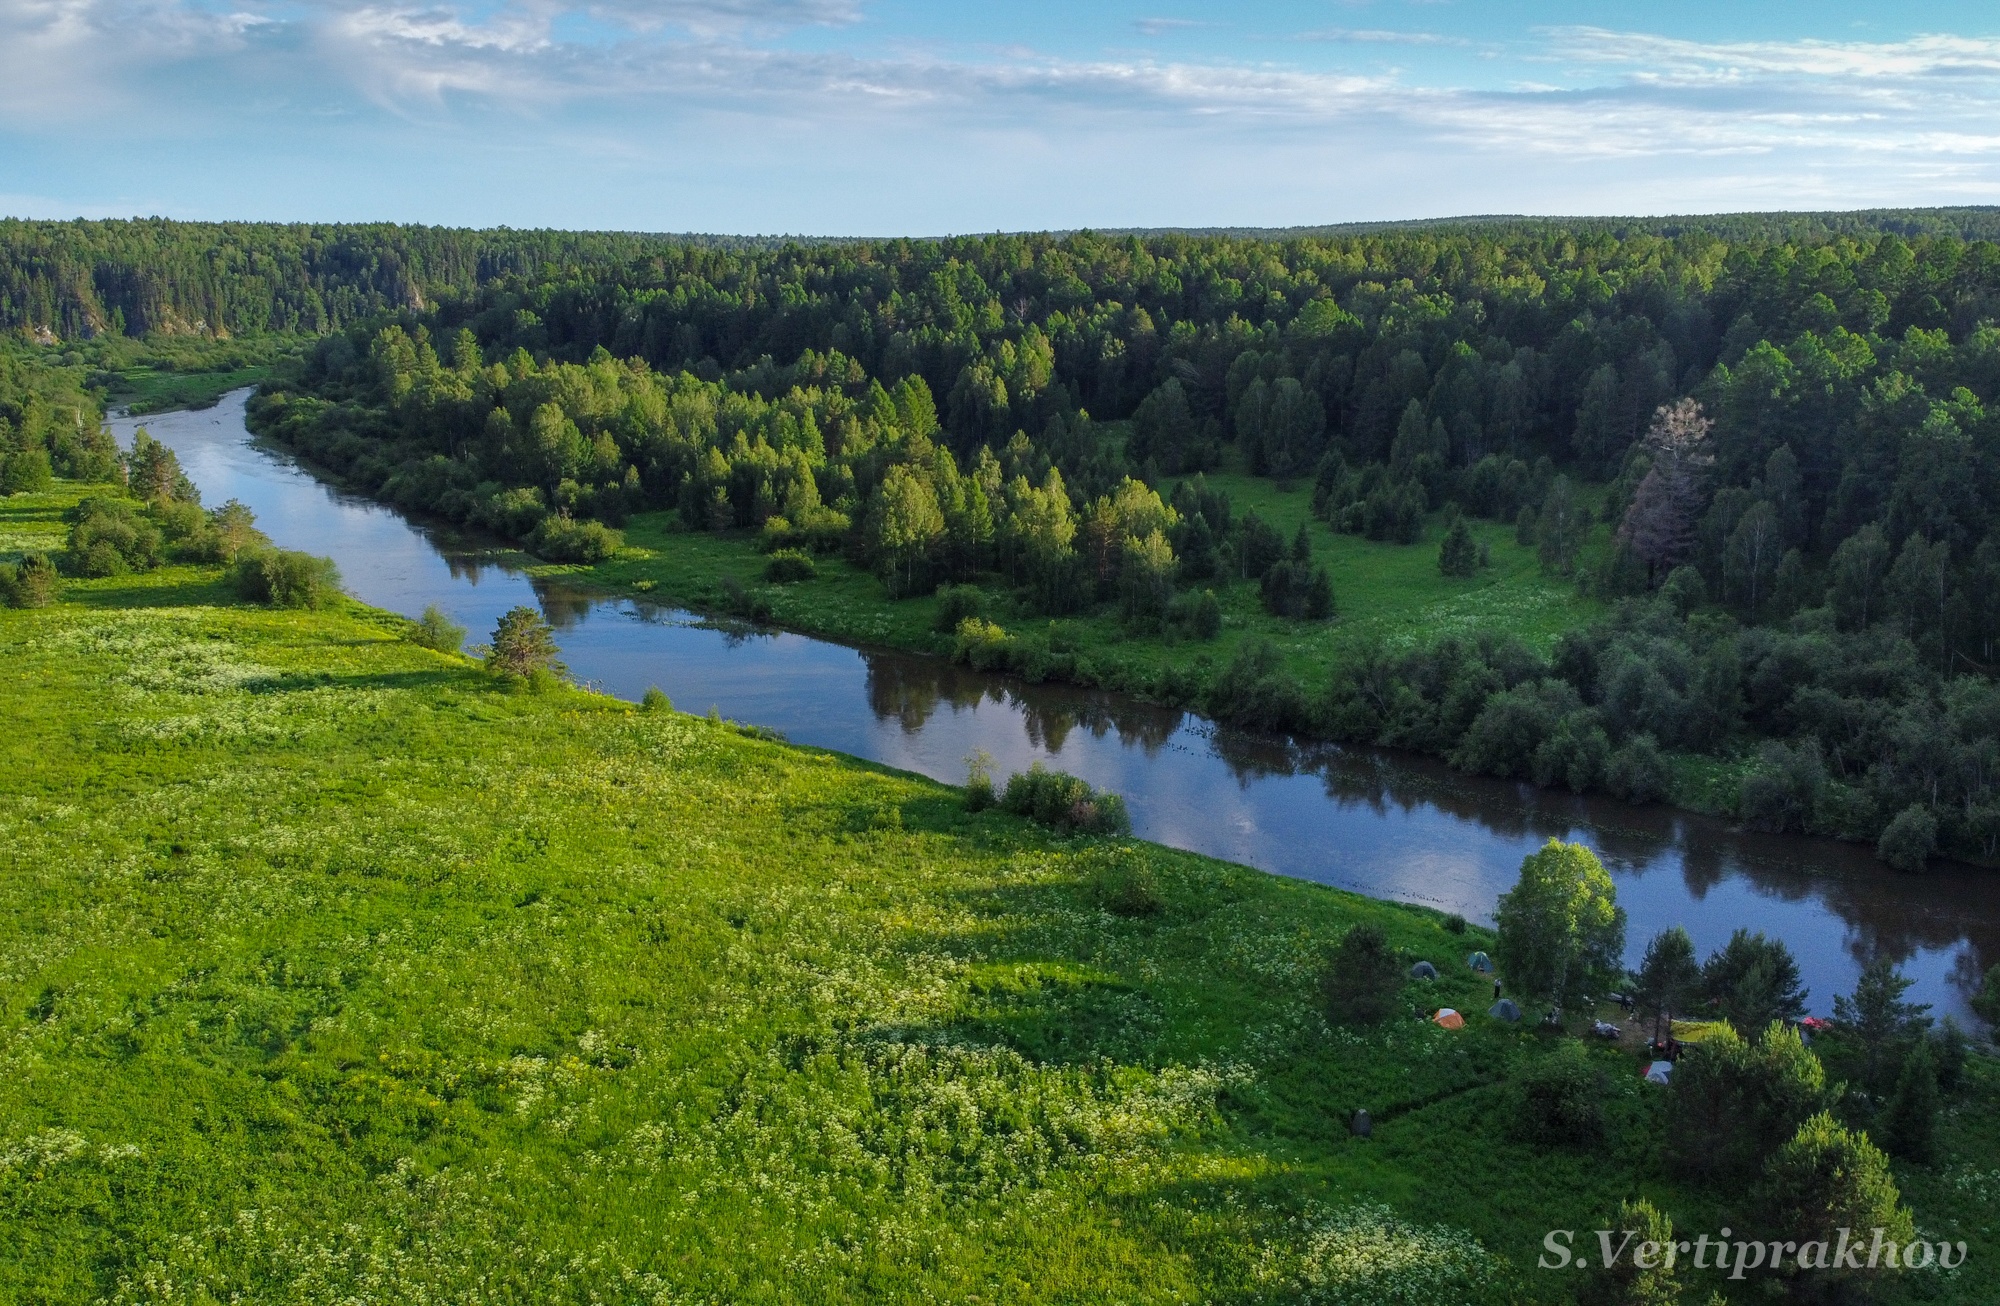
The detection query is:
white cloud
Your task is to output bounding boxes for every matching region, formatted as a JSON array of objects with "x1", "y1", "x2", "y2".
[
  {"x1": 1547, "y1": 28, "x2": 2000, "y2": 83},
  {"x1": 1295, "y1": 27, "x2": 1467, "y2": 47},
  {"x1": 1133, "y1": 17, "x2": 1212, "y2": 37}
]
